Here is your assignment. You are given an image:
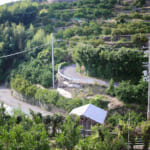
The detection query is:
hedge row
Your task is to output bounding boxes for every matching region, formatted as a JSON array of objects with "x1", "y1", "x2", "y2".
[
  {"x1": 10, "y1": 75, "x2": 84, "y2": 112},
  {"x1": 11, "y1": 75, "x2": 109, "y2": 112},
  {"x1": 106, "y1": 79, "x2": 148, "y2": 105},
  {"x1": 11, "y1": 75, "x2": 59, "y2": 105}
]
